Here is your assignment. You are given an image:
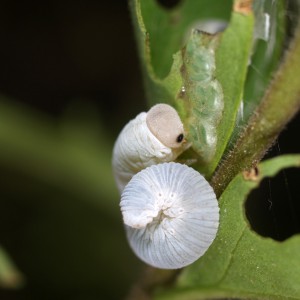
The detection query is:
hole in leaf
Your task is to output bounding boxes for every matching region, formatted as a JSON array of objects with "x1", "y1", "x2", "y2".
[
  {"x1": 156, "y1": 0, "x2": 181, "y2": 9},
  {"x1": 245, "y1": 168, "x2": 300, "y2": 241}
]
